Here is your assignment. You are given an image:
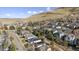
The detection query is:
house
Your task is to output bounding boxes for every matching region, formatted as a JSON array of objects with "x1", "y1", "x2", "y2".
[
  {"x1": 75, "y1": 39, "x2": 79, "y2": 46},
  {"x1": 59, "y1": 32, "x2": 65, "y2": 38},
  {"x1": 53, "y1": 30, "x2": 58, "y2": 34},
  {"x1": 64, "y1": 34, "x2": 76, "y2": 45},
  {"x1": 72, "y1": 28, "x2": 79, "y2": 36},
  {"x1": 28, "y1": 37, "x2": 39, "y2": 44},
  {"x1": 25, "y1": 32, "x2": 48, "y2": 51},
  {"x1": 56, "y1": 26, "x2": 62, "y2": 29},
  {"x1": 35, "y1": 43, "x2": 48, "y2": 51},
  {"x1": 53, "y1": 30, "x2": 65, "y2": 39},
  {"x1": 62, "y1": 27, "x2": 72, "y2": 34}
]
